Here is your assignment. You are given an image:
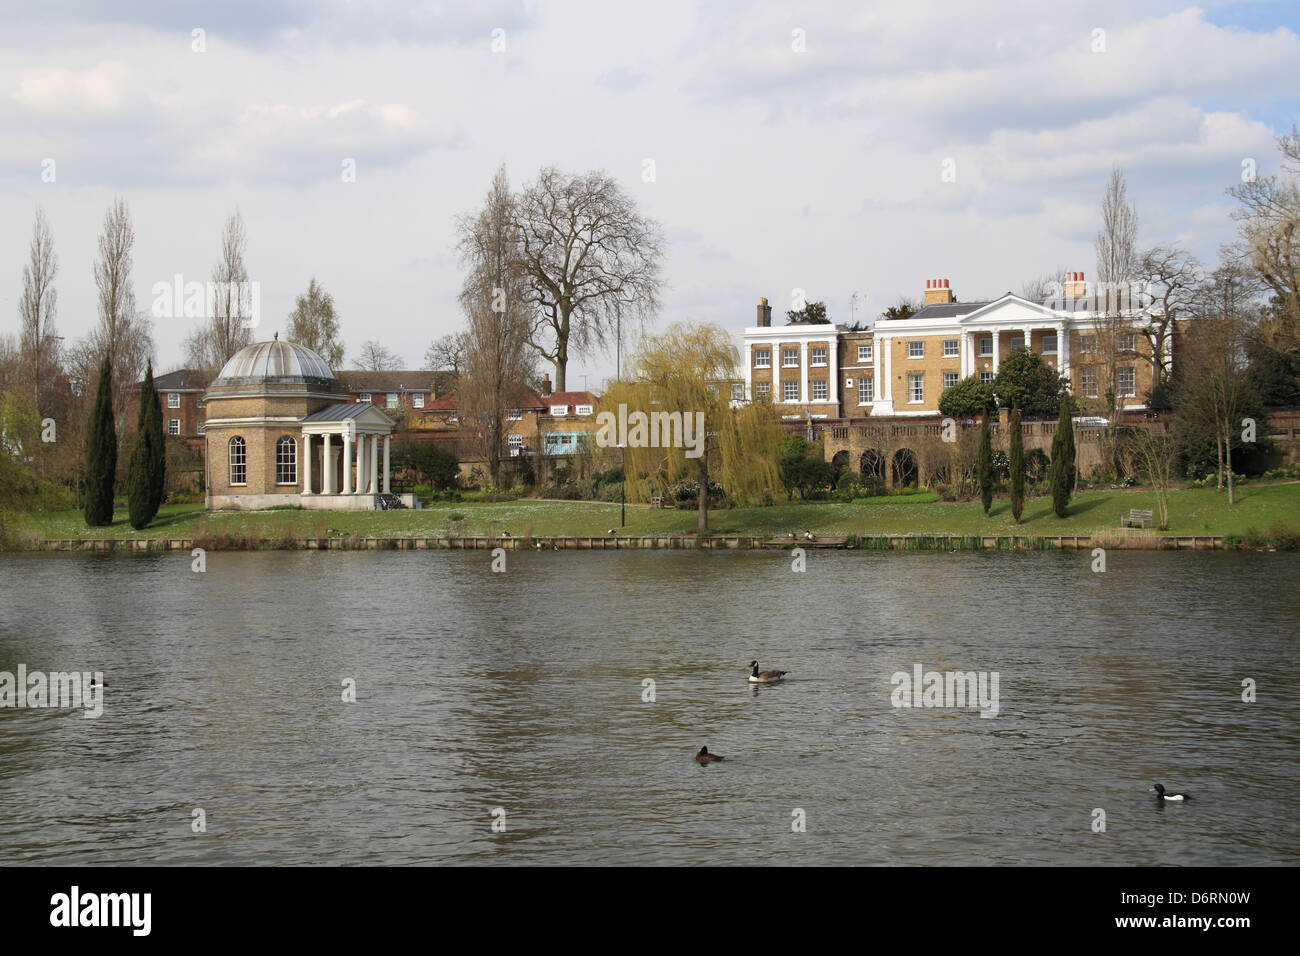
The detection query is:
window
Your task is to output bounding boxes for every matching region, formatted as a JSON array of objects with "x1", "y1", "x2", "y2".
[
  {"x1": 229, "y1": 437, "x2": 246, "y2": 486},
  {"x1": 508, "y1": 433, "x2": 523, "y2": 449},
  {"x1": 1118, "y1": 367, "x2": 1136, "y2": 397},
  {"x1": 1080, "y1": 369, "x2": 1098, "y2": 398},
  {"x1": 543, "y1": 433, "x2": 588, "y2": 455},
  {"x1": 811, "y1": 380, "x2": 828, "y2": 401},
  {"x1": 575, "y1": 404, "x2": 593, "y2": 416},
  {"x1": 783, "y1": 380, "x2": 799, "y2": 401},
  {"x1": 908, "y1": 341, "x2": 924, "y2": 358},
  {"x1": 358, "y1": 392, "x2": 371, "y2": 403},
  {"x1": 1010, "y1": 336, "x2": 1025, "y2": 350},
  {"x1": 979, "y1": 338, "x2": 993, "y2": 356},
  {"x1": 387, "y1": 393, "x2": 398, "y2": 409},
  {"x1": 1119, "y1": 334, "x2": 1136, "y2": 352},
  {"x1": 731, "y1": 384, "x2": 744, "y2": 401},
  {"x1": 413, "y1": 393, "x2": 425, "y2": 409},
  {"x1": 782, "y1": 348, "x2": 798, "y2": 368},
  {"x1": 168, "y1": 419, "x2": 180, "y2": 436},
  {"x1": 979, "y1": 371, "x2": 994, "y2": 384},
  {"x1": 810, "y1": 346, "x2": 827, "y2": 366},
  {"x1": 943, "y1": 339, "x2": 959, "y2": 357},
  {"x1": 276, "y1": 436, "x2": 297, "y2": 484},
  {"x1": 1042, "y1": 334, "x2": 1058, "y2": 354},
  {"x1": 857, "y1": 344, "x2": 873, "y2": 362},
  {"x1": 858, "y1": 377, "x2": 873, "y2": 404},
  {"x1": 507, "y1": 408, "x2": 522, "y2": 420},
  {"x1": 550, "y1": 404, "x2": 568, "y2": 416},
  {"x1": 943, "y1": 372, "x2": 959, "y2": 389},
  {"x1": 1079, "y1": 335, "x2": 1097, "y2": 355},
  {"x1": 756, "y1": 381, "x2": 771, "y2": 397},
  {"x1": 167, "y1": 392, "x2": 180, "y2": 408},
  {"x1": 908, "y1": 373, "x2": 924, "y2": 403},
  {"x1": 755, "y1": 349, "x2": 770, "y2": 368}
]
